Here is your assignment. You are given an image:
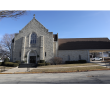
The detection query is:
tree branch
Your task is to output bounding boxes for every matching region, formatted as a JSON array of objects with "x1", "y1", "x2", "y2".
[{"x1": 0, "y1": 11, "x2": 26, "y2": 19}]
